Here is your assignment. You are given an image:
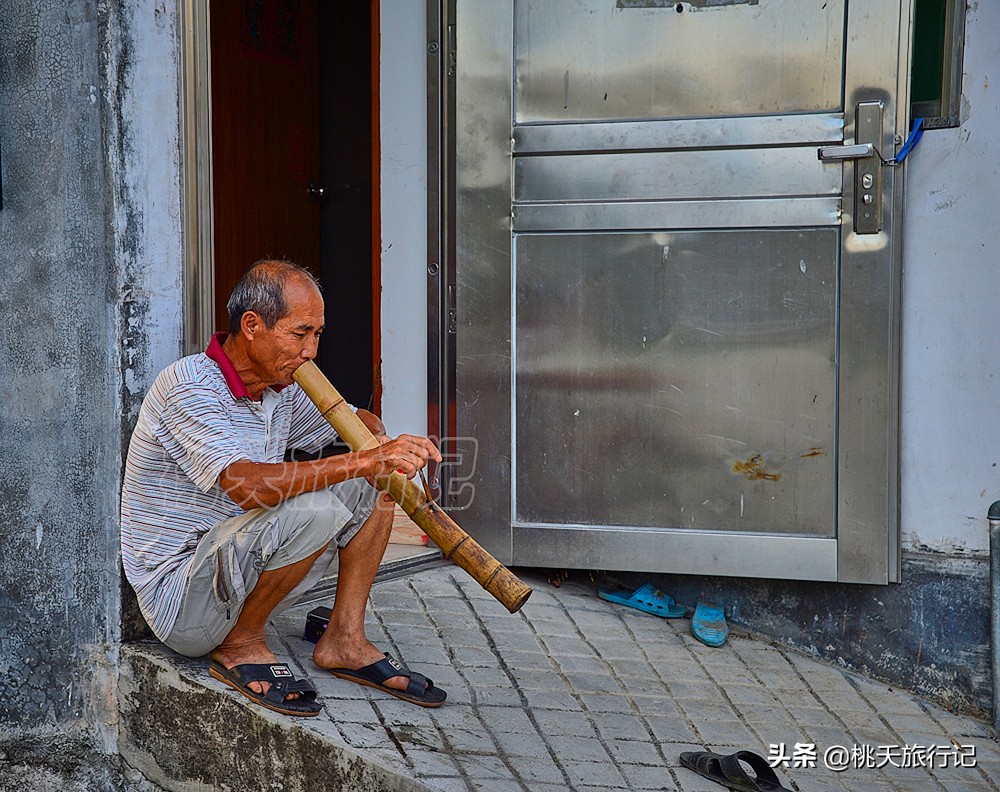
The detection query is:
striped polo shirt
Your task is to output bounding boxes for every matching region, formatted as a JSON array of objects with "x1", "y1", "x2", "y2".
[{"x1": 120, "y1": 333, "x2": 340, "y2": 641}]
